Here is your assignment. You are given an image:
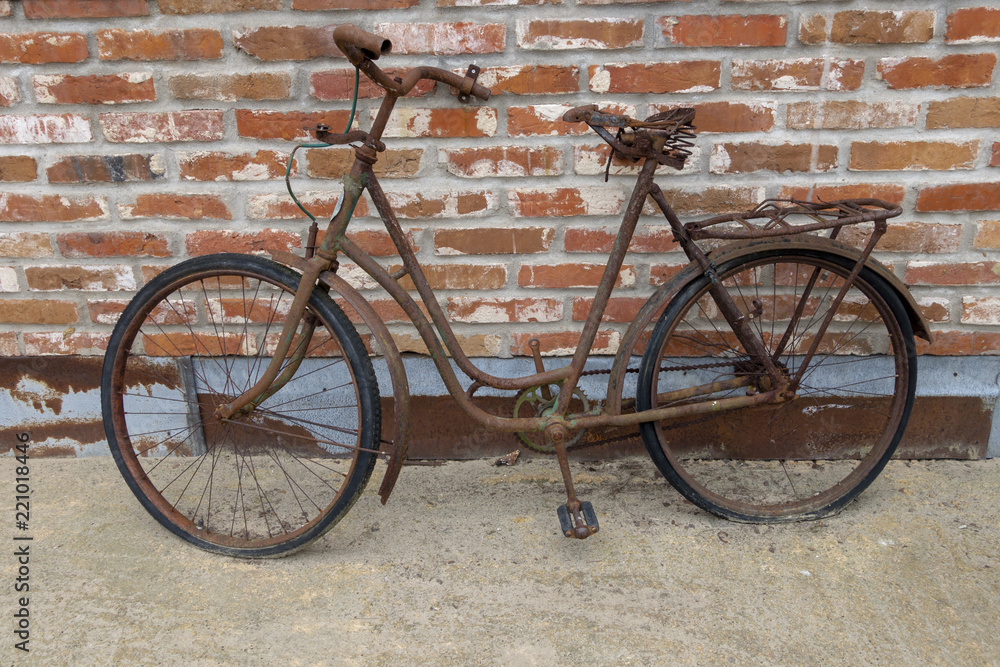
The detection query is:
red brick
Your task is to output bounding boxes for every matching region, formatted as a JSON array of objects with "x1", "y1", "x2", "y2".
[
  {"x1": 661, "y1": 102, "x2": 774, "y2": 133},
  {"x1": 0, "y1": 32, "x2": 89, "y2": 64},
  {"x1": 186, "y1": 230, "x2": 300, "y2": 256},
  {"x1": 232, "y1": 26, "x2": 341, "y2": 61},
  {"x1": 88, "y1": 299, "x2": 196, "y2": 326},
  {"x1": 57, "y1": 232, "x2": 170, "y2": 258},
  {"x1": 926, "y1": 98, "x2": 1000, "y2": 129},
  {"x1": 33, "y1": 73, "x2": 155, "y2": 105},
  {"x1": 0, "y1": 114, "x2": 92, "y2": 144},
  {"x1": 97, "y1": 28, "x2": 223, "y2": 61},
  {"x1": 47, "y1": 154, "x2": 163, "y2": 183},
  {"x1": 161, "y1": 0, "x2": 280, "y2": 11},
  {"x1": 295, "y1": 0, "x2": 417, "y2": 8},
  {"x1": 877, "y1": 55, "x2": 996, "y2": 90},
  {"x1": 946, "y1": 8, "x2": 1000, "y2": 43},
  {"x1": 101, "y1": 111, "x2": 223, "y2": 143},
  {"x1": 471, "y1": 66, "x2": 579, "y2": 96},
  {"x1": 517, "y1": 19, "x2": 643, "y2": 50},
  {"x1": 179, "y1": 150, "x2": 291, "y2": 181},
  {"x1": 509, "y1": 187, "x2": 625, "y2": 217},
  {"x1": 508, "y1": 103, "x2": 634, "y2": 137},
  {"x1": 916, "y1": 298, "x2": 950, "y2": 324},
  {"x1": 0, "y1": 1, "x2": 11, "y2": 16},
  {"x1": 440, "y1": 146, "x2": 562, "y2": 178},
  {"x1": 434, "y1": 227, "x2": 554, "y2": 255},
  {"x1": 974, "y1": 221, "x2": 1000, "y2": 249},
  {"x1": 24, "y1": 332, "x2": 109, "y2": 356},
  {"x1": 0, "y1": 300, "x2": 77, "y2": 324},
  {"x1": 711, "y1": 143, "x2": 838, "y2": 174},
  {"x1": 565, "y1": 226, "x2": 679, "y2": 253},
  {"x1": 916, "y1": 183, "x2": 1000, "y2": 212},
  {"x1": 0, "y1": 194, "x2": 107, "y2": 222},
  {"x1": 380, "y1": 107, "x2": 497, "y2": 139},
  {"x1": 391, "y1": 332, "x2": 500, "y2": 357},
  {"x1": 589, "y1": 62, "x2": 720, "y2": 94},
  {"x1": 660, "y1": 14, "x2": 787, "y2": 47},
  {"x1": 247, "y1": 192, "x2": 370, "y2": 220},
  {"x1": 779, "y1": 184, "x2": 905, "y2": 206},
  {"x1": 961, "y1": 297, "x2": 1000, "y2": 325},
  {"x1": 916, "y1": 331, "x2": 1000, "y2": 356},
  {"x1": 732, "y1": 58, "x2": 864, "y2": 91},
  {"x1": 391, "y1": 264, "x2": 507, "y2": 291},
  {"x1": 572, "y1": 297, "x2": 647, "y2": 323},
  {"x1": 0, "y1": 233, "x2": 51, "y2": 258},
  {"x1": 650, "y1": 262, "x2": 689, "y2": 286},
  {"x1": 120, "y1": 194, "x2": 232, "y2": 220},
  {"x1": 170, "y1": 73, "x2": 291, "y2": 101},
  {"x1": 335, "y1": 298, "x2": 413, "y2": 325},
  {"x1": 375, "y1": 22, "x2": 505, "y2": 55},
  {"x1": 23, "y1": 0, "x2": 148, "y2": 18},
  {"x1": 385, "y1": 191, "x2": 496, "y2": 219},
  {"x1": 993, "y1": 144, "x2": 1000, "y2": 168},
  {"x1": 0, "y1": 156, "x2": 37, "y2": 182},
  {"x1": 787, "y1": 101, "x2": 919, "y2": 130},
  {"x1": 307, "y1": 148, "x2": 421, "y2": 179},
  {"x1": 310, "y1": 68, "x2": 433, "y2": 101},
  {"x1": 437, "y1": 0, "x2": 547, "y2": 5},
  {"x1": 0, "y1": 332, "x2": 17, "y2": 357},
  {"x1": 25, "y1": 265, "x2": 135, "y2": 291},
  {"x1": 346, "y1": 229, "x2": 419, "y2": 257},
  {"x1": 510, "y1": 331, "x2": 619, "y2": 356},
  {"x1": 518, "y1": 263, "x2": 635, "y2": 288},
  {"x1": 905, "y1": 262, "x2": 1000, "y2": 285},
  {"x1": 801, "y1": 10, "x2": 934, "y2": 44},
  {"x1": 236, "y1": 110, "x2": 352, "y2": 141},
  {"x1": 448, "y1": 297, "x2": 563, "y2": 323},
  {"x1": 850, "y1": 141, "x2": 978, "y2": 171},
  {"x1": 0, "y1": 77, "x2": 20, "y2": 107},
  {"x1": 838, "y1": 223, "x2": 962, "y2": 254},
  {"x1": 655, "y1": 186, "x2": 763, "y2": 216}
]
